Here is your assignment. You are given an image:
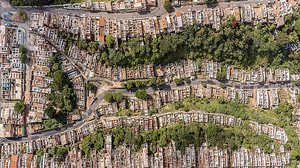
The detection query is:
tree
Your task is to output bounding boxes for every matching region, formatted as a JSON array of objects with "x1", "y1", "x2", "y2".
[
  {"x1": 17, "y1": 8, "x2": 27, "y2": 21},
  {"x1": 87, "y1": 42, "x2": 99, "y2": 54},
  {"x1": 112, "y1": 91, "x2": 124, "y2": 102},
  {"x1": 104, "y1": 91, "x2": 124, "y2": 103},
  {"x1": 135, "y1": 90, "x2": 148, "y2": 100},
  {"x1": 45, "y1": 106, "x2": 57, "y2": 119},
  {"x1": 19, "y1": 45, "x2": 27, "y2": 54},
  {"x1": 104, "y1": 92, "x2": 114, "y2": 103},
  {"x1": 14, "y1": 101, "x2": 26, "y2": 114},
  {"x1": 77, "y1": 39, "x2": 88, "y2": 50},
  {"x1": 93, "y1": 130, "x2": 104, "y2": 151},
  {"x1": 19, "y1": 53, "x2": 27, "y2": 63},
  {"x1": 123, "y1": 81, "x2": 133, "y2": 90},
  {"x1": 86, "y1": 82, "x2": 97, "y2": 93},
  {"x1": 51, "y1": 70, "x2": 67, "y2": 91},
  {"x1": 216, "y1": 70, "x2": 226, "y2": 81},
  {"x1": 81, "y1": 135, "x2": 93, "y2": 156},
  {"x1": 174, "y1": 78, "x2": 185, "y2": 86},
  {"x1": 55, "y1": 146, "x2": 69, "y2": 160},
  {"x1": 60, "y1": 87, "x2": 76, "y2": 113},
  {"x1": 105, "y1": 35, "x2": 114, "y2": 48},
  {"x1": 112, "y1": 127, "x2": 125, "y2": 147},
  {"x1": 295, "y1": 18, "x2": 300, "y2": 35},
  {"x1": 19, "y1": 45, "x2": 27, "y2": 63},
  {"x1": 206, "y1": 124, "x2": 225, "y2": 148},
  {"x1": 51, "y1": 63, "x2": 61, "y2": 72},
  {"x1": 43, "y1": 119, "x2": 61, "y2": 129},
  {"x1": 295, "y1": 81, "x2": 300, "y2": 87},
  {"x1": 163, "y1": 0, "x2": 173, "y2": 13}
]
